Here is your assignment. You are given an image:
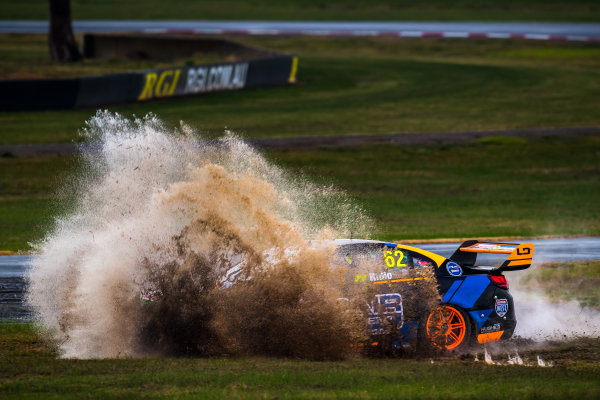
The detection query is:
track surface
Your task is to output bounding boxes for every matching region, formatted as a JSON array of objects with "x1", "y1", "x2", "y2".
[
  {"x1": 4, "y1": 236, "x2": 600, "y2": 277},
  {"x1": 2, "y1": 237, "x2": 599, "y2": 319},
  {"x1": 2, "y1": 21, "x2": 600, "y2": 41}
]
